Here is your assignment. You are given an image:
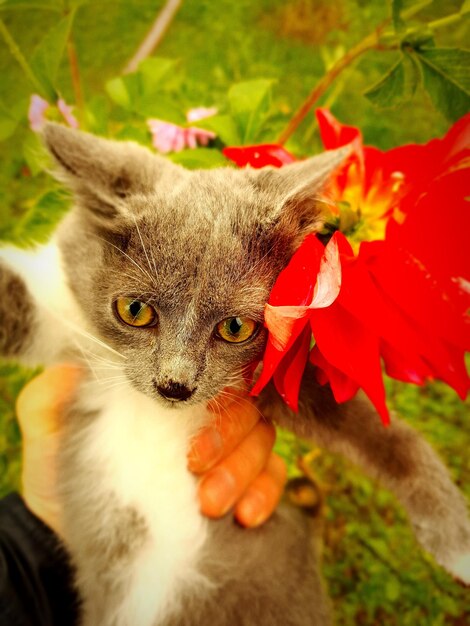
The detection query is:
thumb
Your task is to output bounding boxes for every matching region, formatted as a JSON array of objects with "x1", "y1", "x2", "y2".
[
  {"x1": 16, "y1": 364, "x2": 82, "y2": 535},
  {"x1": 16, "y1": 364, "x2": 82, "y2": 441}
]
